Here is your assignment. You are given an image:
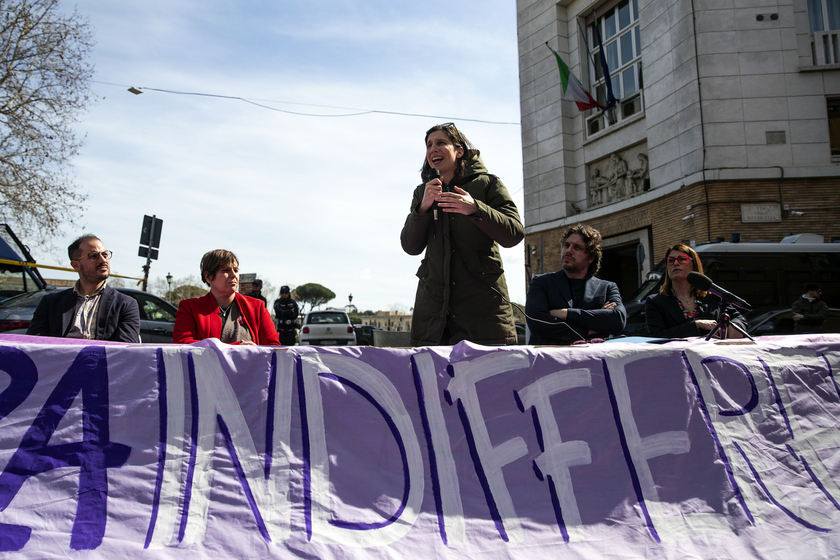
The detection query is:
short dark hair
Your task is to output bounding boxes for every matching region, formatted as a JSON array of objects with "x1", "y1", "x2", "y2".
[
  {"x1": 561, "y1": 223, "x2": 603, "y2": 277},
  {"x1": 420, "y1": 123, "x2": 480, "y2": 183},
  {"x1": 200, "y1": 249, "x2": 238, "y2": 286},
  {"x1": 68, "y1": 234, "x2": 100, "y2": 261},
  {"x1": 805, "y1": 282, "x2": 822, "y2": 292}
]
